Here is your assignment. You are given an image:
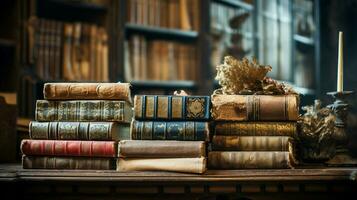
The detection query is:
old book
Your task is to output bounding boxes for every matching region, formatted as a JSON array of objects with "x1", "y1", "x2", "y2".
[
  {"x1": 117, "y1": 157, "x2": 206, "y2": 174},
  {"x1": 208, "y1": 151, "x2": 296, "y2": 169},
  {"x1": 211, "y1": 95, "x2": 299, "y2": 121},
  {"x1": 212, "y1": 136, "x2": 292, "y2": 151},
  {"x1": 29, "y1": 121, "x2": 130, "y2": 141},
  {"x1": 43, "y1": 83, "x2": 132, "y2": 102},
  {"x1": 21, "y1": 140, "x2": 116, "y2": 157},
  {"x1": 35, "y1": 100, "x2": 132, "y2": 122},
  {"x1": 134, "y1": 95, "x2": 210, "y2": 120},
  {"x1": 118, "y1": 140, "x2": 205, "y2": 158},
  {"x1": 131, "y1": 120, "x2": 209, "y2": 141},
  {"x1": 214, "y1": 122, "x2": 297, "y2": 137},
  {"x1": 22, "y1": 156, "x2": 115, "y2": 170}
]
